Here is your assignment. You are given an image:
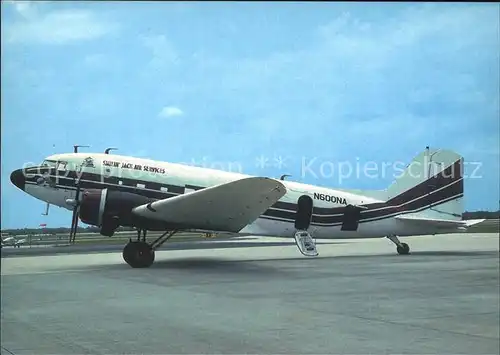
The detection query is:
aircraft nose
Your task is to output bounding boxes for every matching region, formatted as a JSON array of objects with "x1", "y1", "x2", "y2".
[{"x1": 10, "y1": 169, "x2": 25, "y2": 191}]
